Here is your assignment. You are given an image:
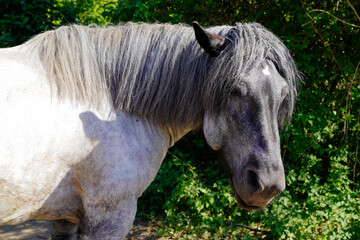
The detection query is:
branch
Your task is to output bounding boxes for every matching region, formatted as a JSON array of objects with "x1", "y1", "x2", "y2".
[
  {"x1": 232, "y1": 223, "x2": 271, "y2": 235},
  {"x1": 301, "y1": 3, "x2": 344, "y2": 88},
  {"x1": 302, "y1": 12, "x2": 323, "y2": 27},
  {"x1": 344, "y1": 60, "x2": 360, "y2": 132},
  {"x1": 308, "y1": 20, "x2": 344, "y2": 75},
  {"x1": 339, "y1": 60, "x2": 360, "y2": 149},
  {"x1": 311, "y1": 9, "x2": 360, "y2": 28},
  {"x1": 346, "y1": 0, "x2": 360, "y2": 22},
  {"x1": 354, "y1": 111, "x2": 360, "y2": 187},
  {"x1": 349, "y1": 61, "x2": 360, "y2": 98}
]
